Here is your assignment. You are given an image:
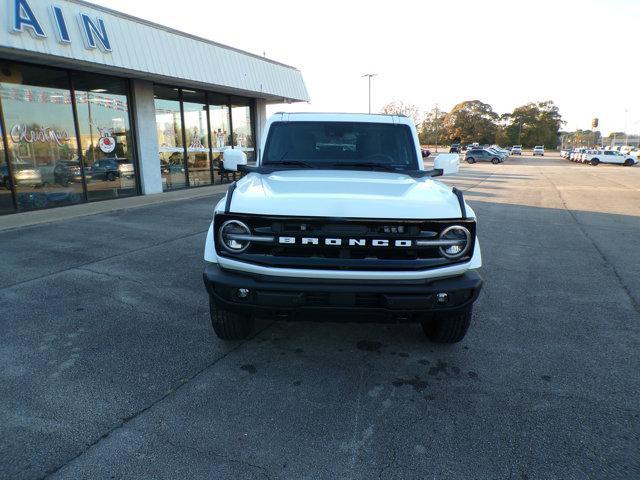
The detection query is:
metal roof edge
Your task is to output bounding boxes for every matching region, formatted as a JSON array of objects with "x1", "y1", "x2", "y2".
[
  {"x1": 70, "y1": 0, "x2": 301, "y2": 72},
  {"x1": 0, "y1": 47, "x2": 310, "y2": 102}
]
